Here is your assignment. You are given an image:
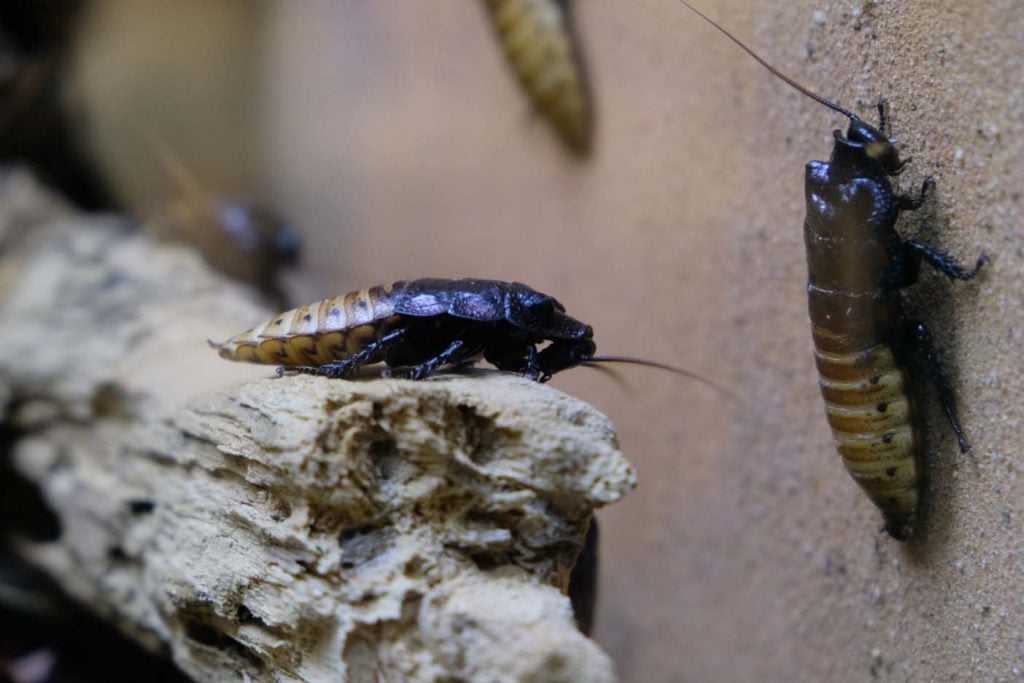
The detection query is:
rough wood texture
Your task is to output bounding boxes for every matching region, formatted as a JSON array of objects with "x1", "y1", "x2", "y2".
[{"x1": 0, "y1": 171, "x2": 630, "y2": 682}]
